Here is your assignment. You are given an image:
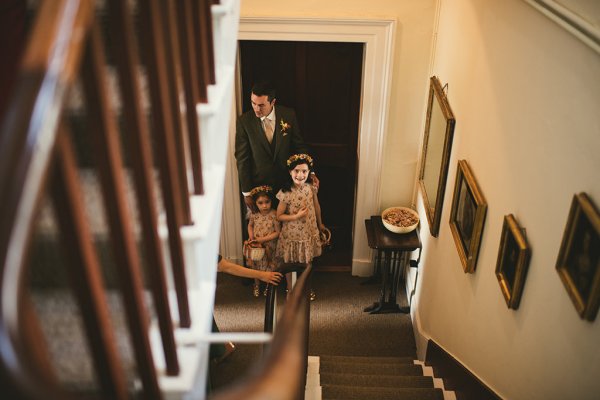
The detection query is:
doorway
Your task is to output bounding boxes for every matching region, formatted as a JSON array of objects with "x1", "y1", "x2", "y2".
[
  {"x1": 239, "y1": 40, "x2": 364, "y2": 268},
  {"x1": 222, "y1": 17, "x2": 395, "y2": 276}
]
